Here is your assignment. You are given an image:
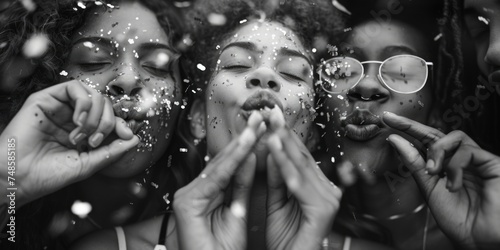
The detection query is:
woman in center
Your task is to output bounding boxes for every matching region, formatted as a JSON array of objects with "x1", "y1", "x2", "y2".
[{"x1": 72, "y1": 0, "x2": 346, "y2": 249}]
